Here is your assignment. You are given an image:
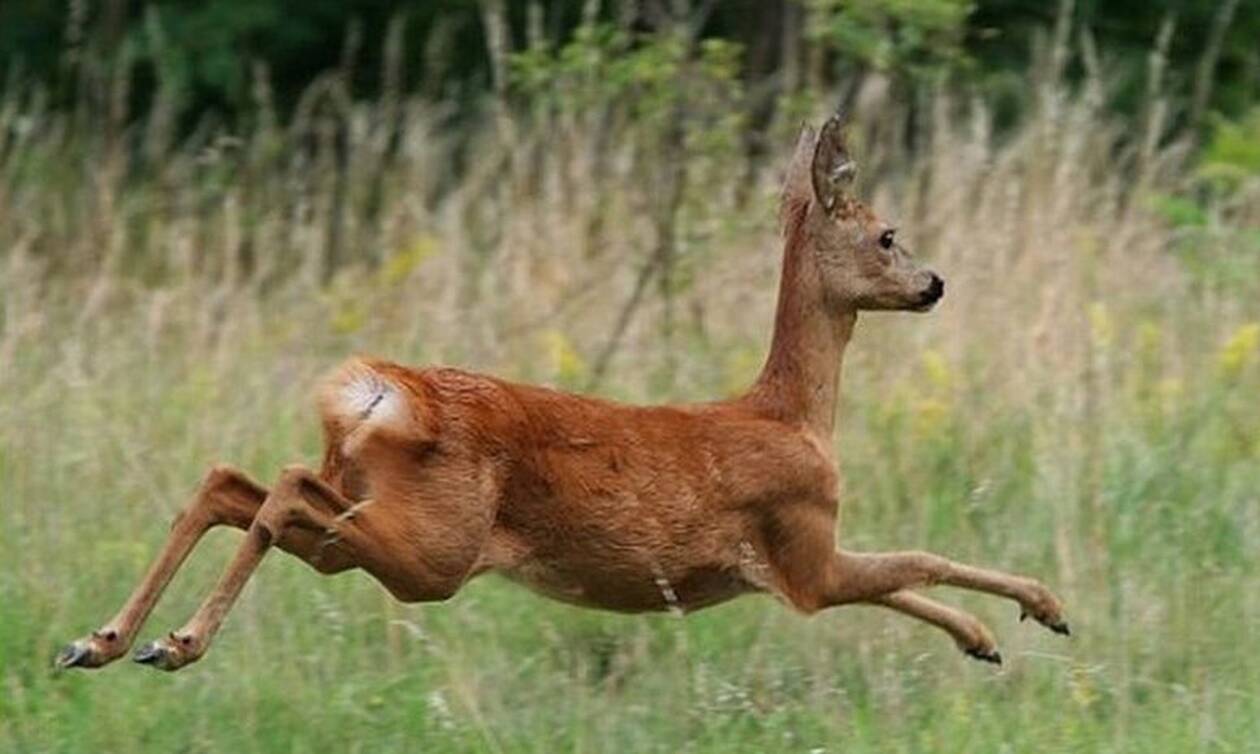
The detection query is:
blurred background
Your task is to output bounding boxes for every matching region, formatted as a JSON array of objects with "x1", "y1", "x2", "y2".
[{"x1": 1, "y1": 0, "x2": 1258, "y2": 751}]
